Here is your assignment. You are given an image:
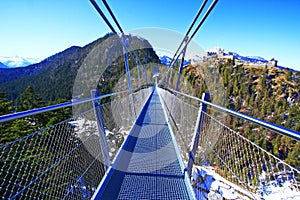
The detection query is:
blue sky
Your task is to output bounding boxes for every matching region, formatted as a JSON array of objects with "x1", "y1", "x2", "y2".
[{"x1": 1, "y1": 0, "x2": 300, "y2": 70}]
